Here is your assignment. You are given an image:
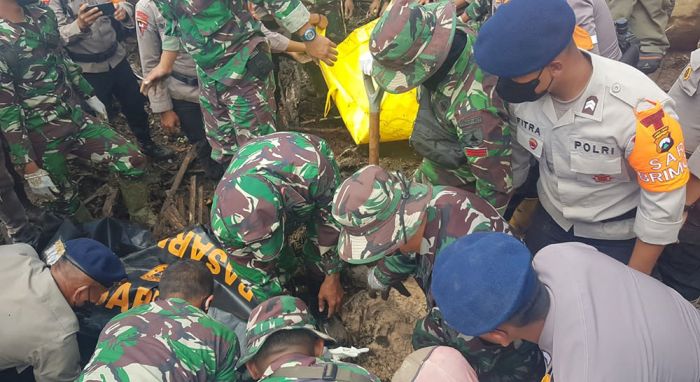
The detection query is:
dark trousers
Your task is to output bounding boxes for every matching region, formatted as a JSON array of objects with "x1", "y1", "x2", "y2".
[
  {"x1": 657, "y1": 207, "x2": 700, "y2": 301},
  {"x1": 525, "y1": 204, "x2": 636, "y2": 264},
  {"x1": 83, "y1": 59, "x2": 150, "y2": 142},
  {"x1": 172, "y1": 99, "x2": 206, "y2": 143},
  {"x1": 172, "y1": 99, "x2": 213, "y2": 162}
]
